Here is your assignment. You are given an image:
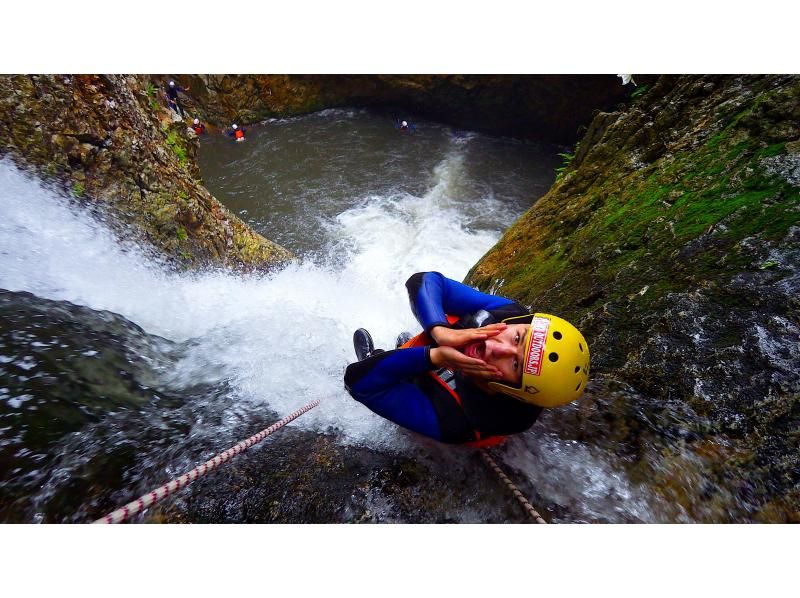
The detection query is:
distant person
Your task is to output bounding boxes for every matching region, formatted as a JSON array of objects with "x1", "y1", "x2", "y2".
[
  {"x1": 225, "y1": 123, "x2": 246, "y2": 142},
  {"x1": 165, "y1": 80, "x2": 189, "y2": 117},
  {"x1": 396, "y1": 119, "x2": 415, "y2": 134},
  {"x1": 191, "y1": 118, "x2": 206, "y2": 135}
]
